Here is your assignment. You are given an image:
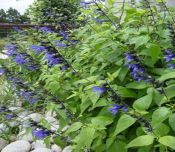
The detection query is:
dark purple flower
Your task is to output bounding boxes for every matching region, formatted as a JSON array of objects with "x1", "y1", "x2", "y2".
[
  {"x1": 30, "y1": 45, "x2": 46, "y2": 54},
  {"x1": 32, "y1": 129, "x2": 51, "y2": 139},
  {"x1": 108, "y1": 104, "x2": 128, "y2": 115},
  {"x1": 92, "y1": 86, "x2": 106, "y2": 96}
]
